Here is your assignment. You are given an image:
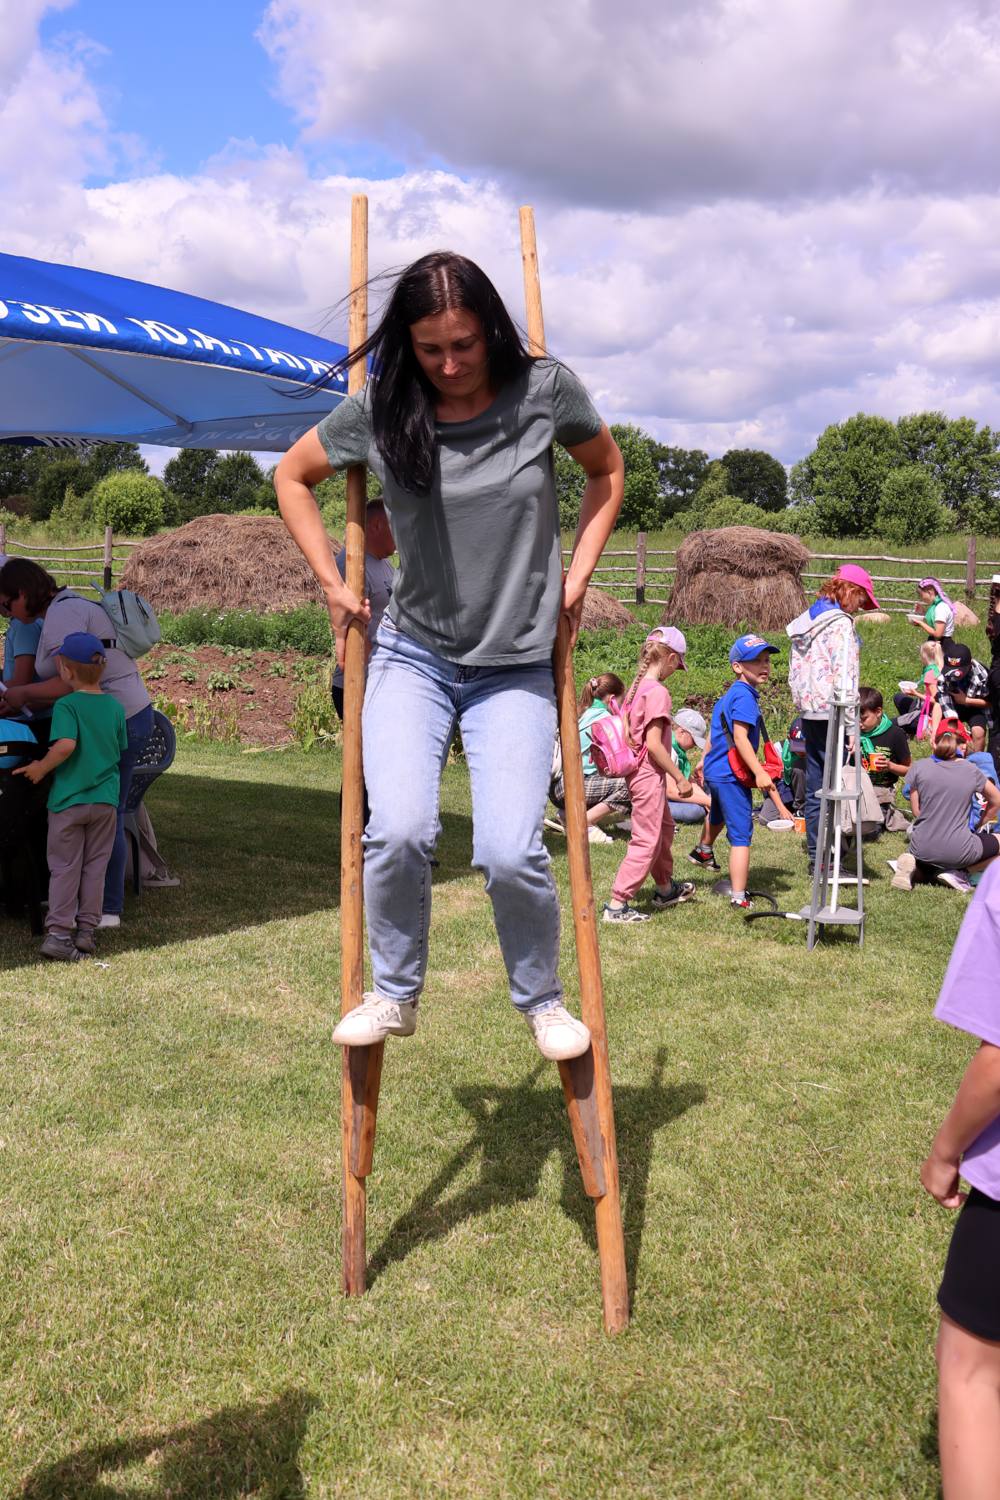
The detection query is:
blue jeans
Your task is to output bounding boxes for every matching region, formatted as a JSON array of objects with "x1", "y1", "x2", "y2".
[
  {"x1": 103, "y1": 703, "x2": 154, "y2": 915},
  {"x1": 802, "y1": 716, "x2": 829, "y2": 861},
  {"x1": 362, "y1": 619, "x2": 560, "y2": 1013},
  {"x1": 669, "y1": 800, "x2": 707, "y2": 825}
]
